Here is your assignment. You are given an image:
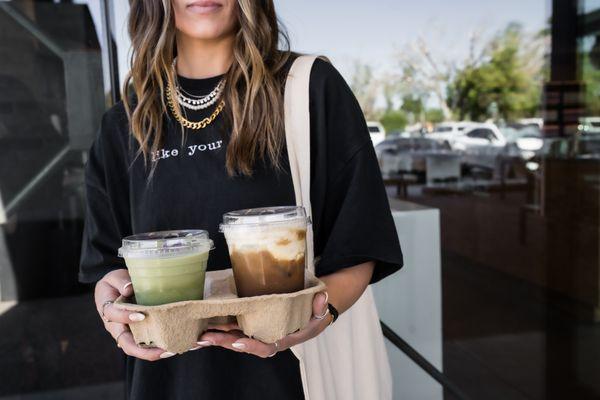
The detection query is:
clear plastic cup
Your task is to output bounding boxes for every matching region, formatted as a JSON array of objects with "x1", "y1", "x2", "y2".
[
  {"x1": 118, "y1": 230, "x2": 214, "y2": 306},
  {"x1": 220, "y1": 206, "x2": 310, "y2": 297}
]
